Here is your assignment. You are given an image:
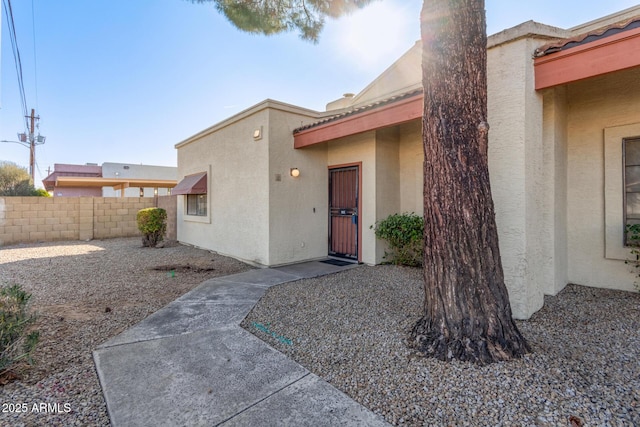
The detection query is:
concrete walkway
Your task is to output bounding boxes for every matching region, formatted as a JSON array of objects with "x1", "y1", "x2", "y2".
[{"x1": 93, "y1": 261, "x2": 390, "y2": 426}]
